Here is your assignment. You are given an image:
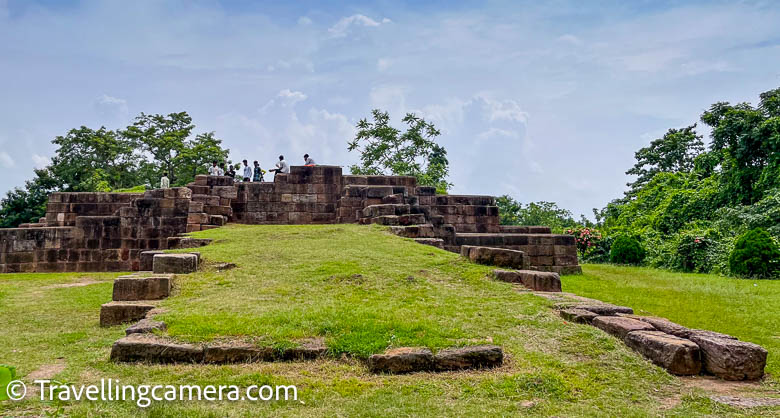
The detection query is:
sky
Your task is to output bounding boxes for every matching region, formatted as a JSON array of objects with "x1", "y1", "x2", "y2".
[{"x1": 1, "y1": 0, "x2": 779, "y2": 217}]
